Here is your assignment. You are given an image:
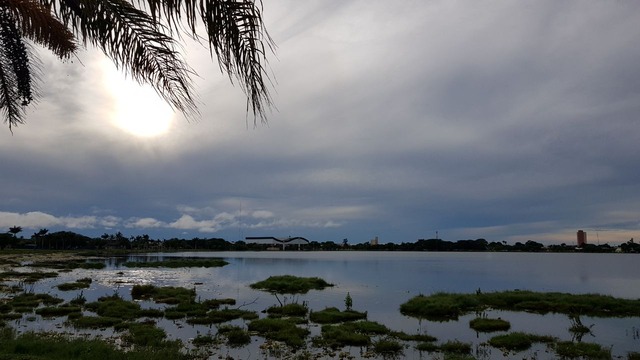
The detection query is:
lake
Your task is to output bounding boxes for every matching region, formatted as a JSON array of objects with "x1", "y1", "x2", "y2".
[{"x1": 14, "y1": 251, "x2": 640, "y2": 359}]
